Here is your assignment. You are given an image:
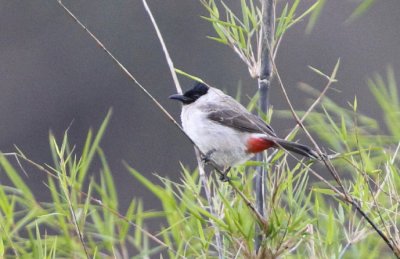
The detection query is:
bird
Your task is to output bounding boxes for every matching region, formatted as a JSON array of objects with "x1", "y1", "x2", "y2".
[{"x1": 169, "y1": 82, "x2": 320, "y2": 180}]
